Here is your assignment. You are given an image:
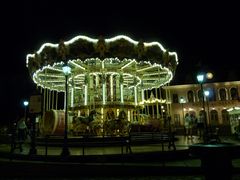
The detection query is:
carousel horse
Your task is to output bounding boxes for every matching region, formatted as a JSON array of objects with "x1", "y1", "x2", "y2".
[
  {"x1": 76, "y1": 110, "x2": 101, "y2": 125},
  {"x1": 103, "y1": 110, "x2": 129, "y2": 136},
  {"x1": 72, "y1": 110, "x2": 102, "y2": 135}
]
